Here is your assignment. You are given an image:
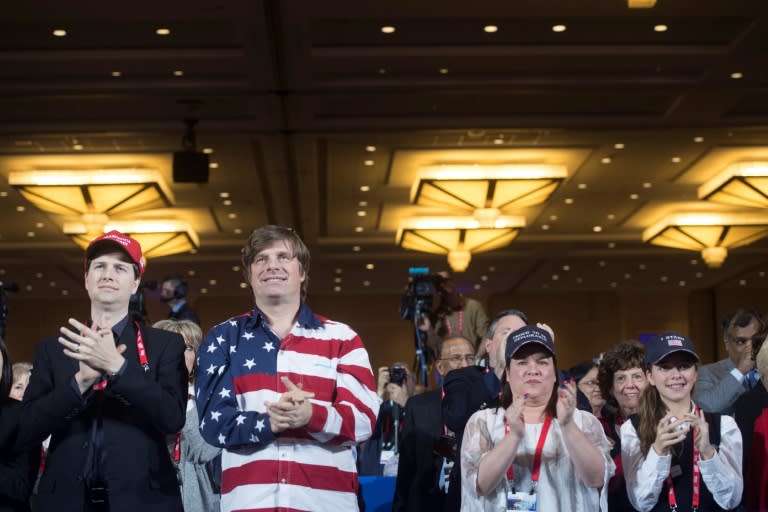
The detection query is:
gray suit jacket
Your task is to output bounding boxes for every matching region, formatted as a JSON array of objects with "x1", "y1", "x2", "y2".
[{"x1": 693, "y1": 357, "x2": 746, "y2": 415}]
